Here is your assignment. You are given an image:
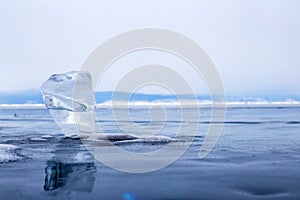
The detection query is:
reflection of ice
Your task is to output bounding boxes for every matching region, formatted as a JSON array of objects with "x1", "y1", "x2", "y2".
[
  {"x1": 44, "y1": 139, "x2": 97, "y2": 193},
  {"x1": 41, "y1": 71, "x2": 96, "y2": 138},
  {"x1": 44, "y1": 161, "x2": 96, "y2": 192}
]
